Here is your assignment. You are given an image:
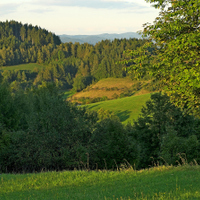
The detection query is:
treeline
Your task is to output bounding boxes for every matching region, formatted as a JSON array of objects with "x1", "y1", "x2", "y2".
[
  {"x1": 0, "y1": 20, "x2": 147, "y2": 91},
  {"x1": 0, "y1": 84, "x2": 199, "y2": 173},
  {"x1": 0, "y1": 20, "x2": 61, "y2": 66}
]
